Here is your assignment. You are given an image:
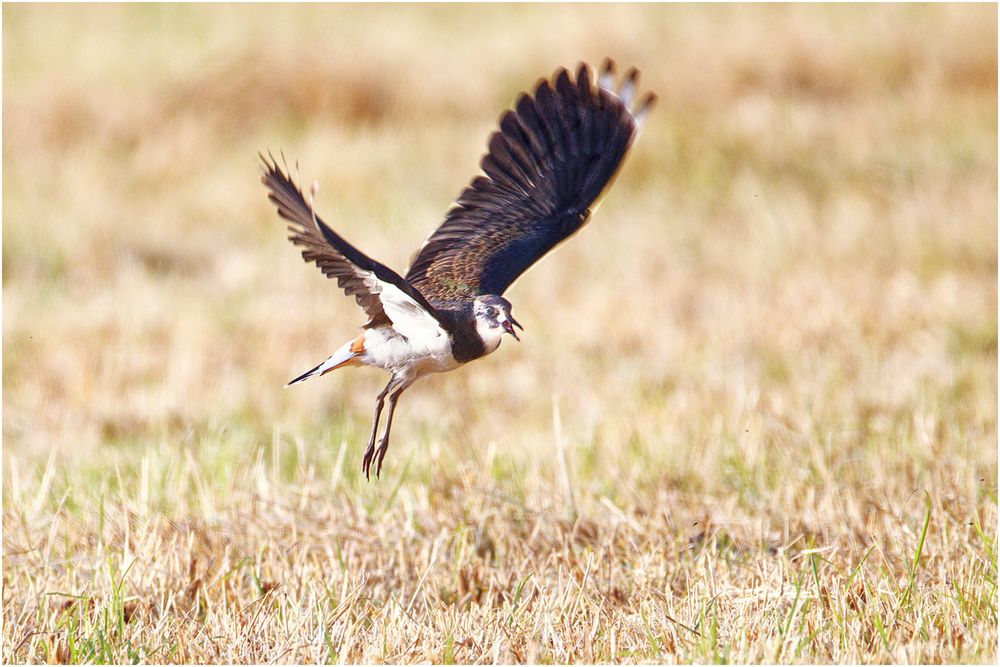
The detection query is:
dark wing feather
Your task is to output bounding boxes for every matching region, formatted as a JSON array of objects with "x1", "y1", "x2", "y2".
[
  {"x1": 260, "y1": 155, "x2": 441, "y2": 327},
  {"x1": 405, "y1": 60, "x2": 656, "y2": 300}
]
